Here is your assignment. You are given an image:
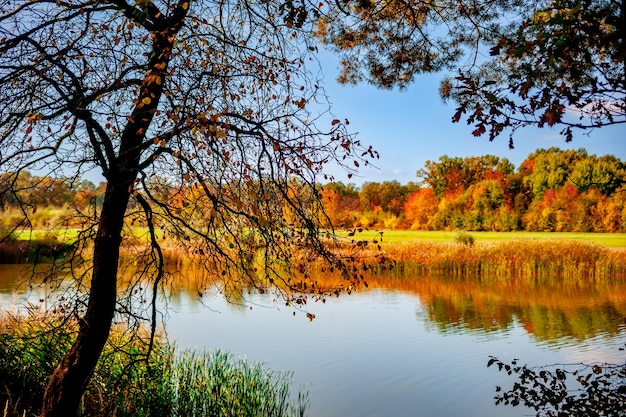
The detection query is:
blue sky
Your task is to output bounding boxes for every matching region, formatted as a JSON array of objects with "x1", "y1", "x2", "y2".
[{"x1": 317, "y1": 54, "x2": 626, "y2": 186}]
